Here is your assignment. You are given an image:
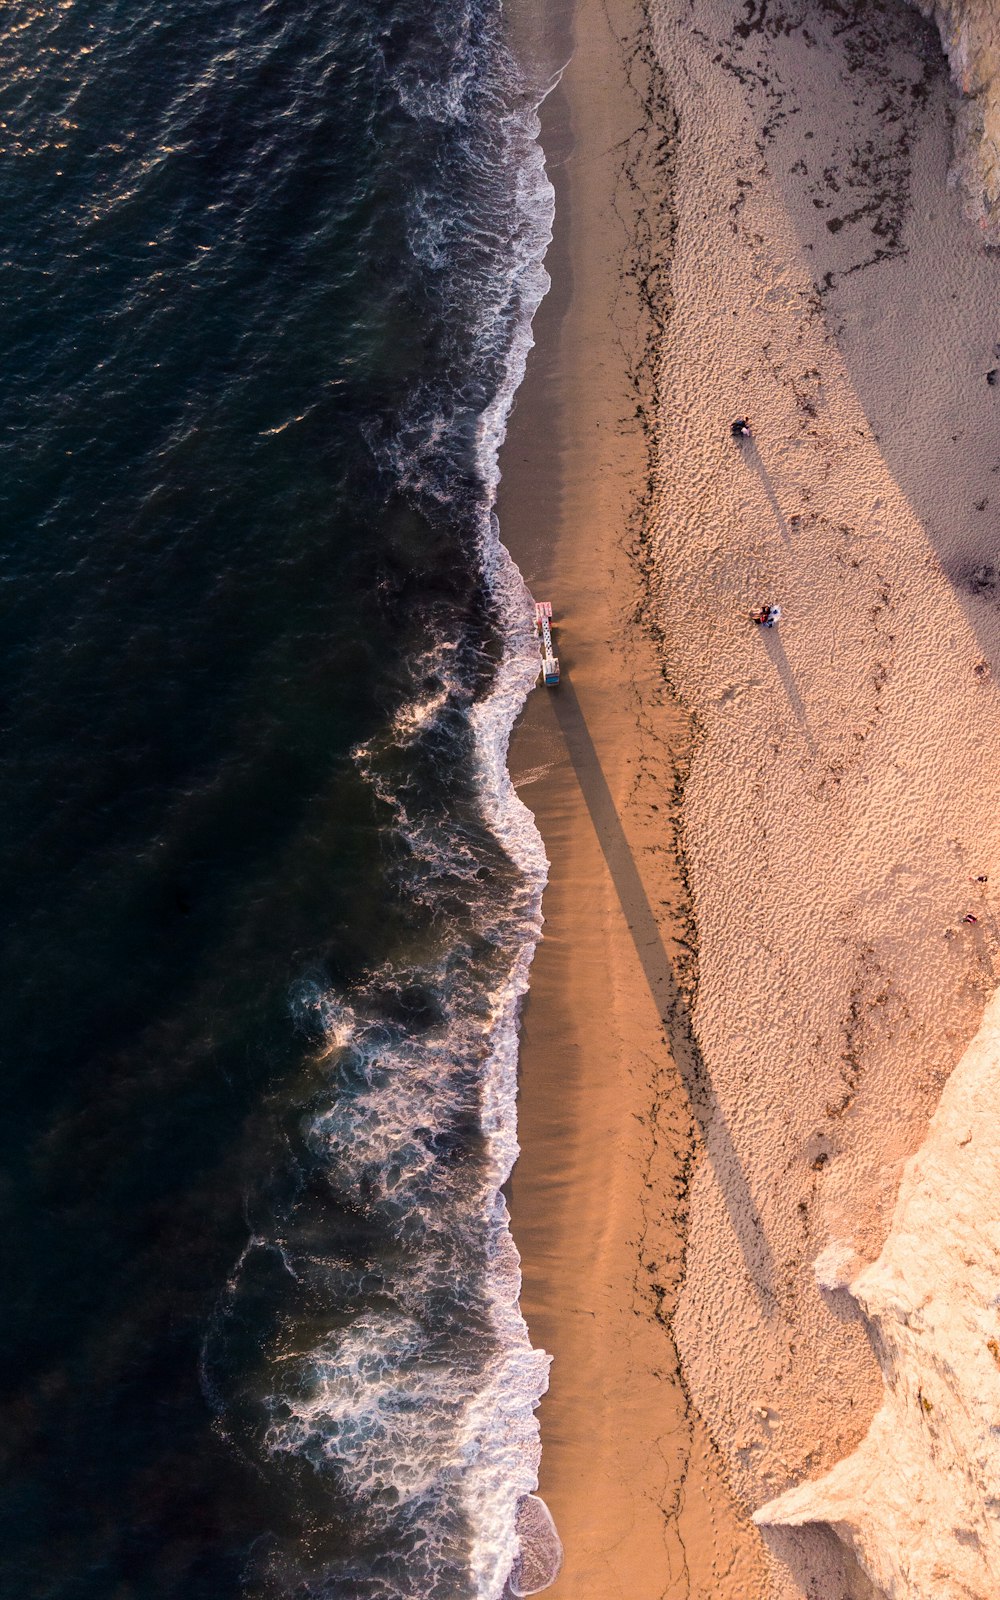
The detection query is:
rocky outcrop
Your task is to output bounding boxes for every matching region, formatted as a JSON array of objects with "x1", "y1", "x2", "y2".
[
  {"x1": 756, "y1": 990, "x2": 1000, "y2": 1598},
  {"x1": 910, "y1": 0, "x2": 1000, "y2": 235}
]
